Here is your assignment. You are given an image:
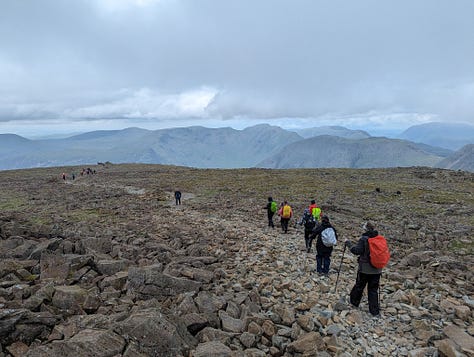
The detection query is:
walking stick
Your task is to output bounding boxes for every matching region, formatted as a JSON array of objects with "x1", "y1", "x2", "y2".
[{"x1": 334, "y1": 244, "x2": 347, "y2": 293}]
